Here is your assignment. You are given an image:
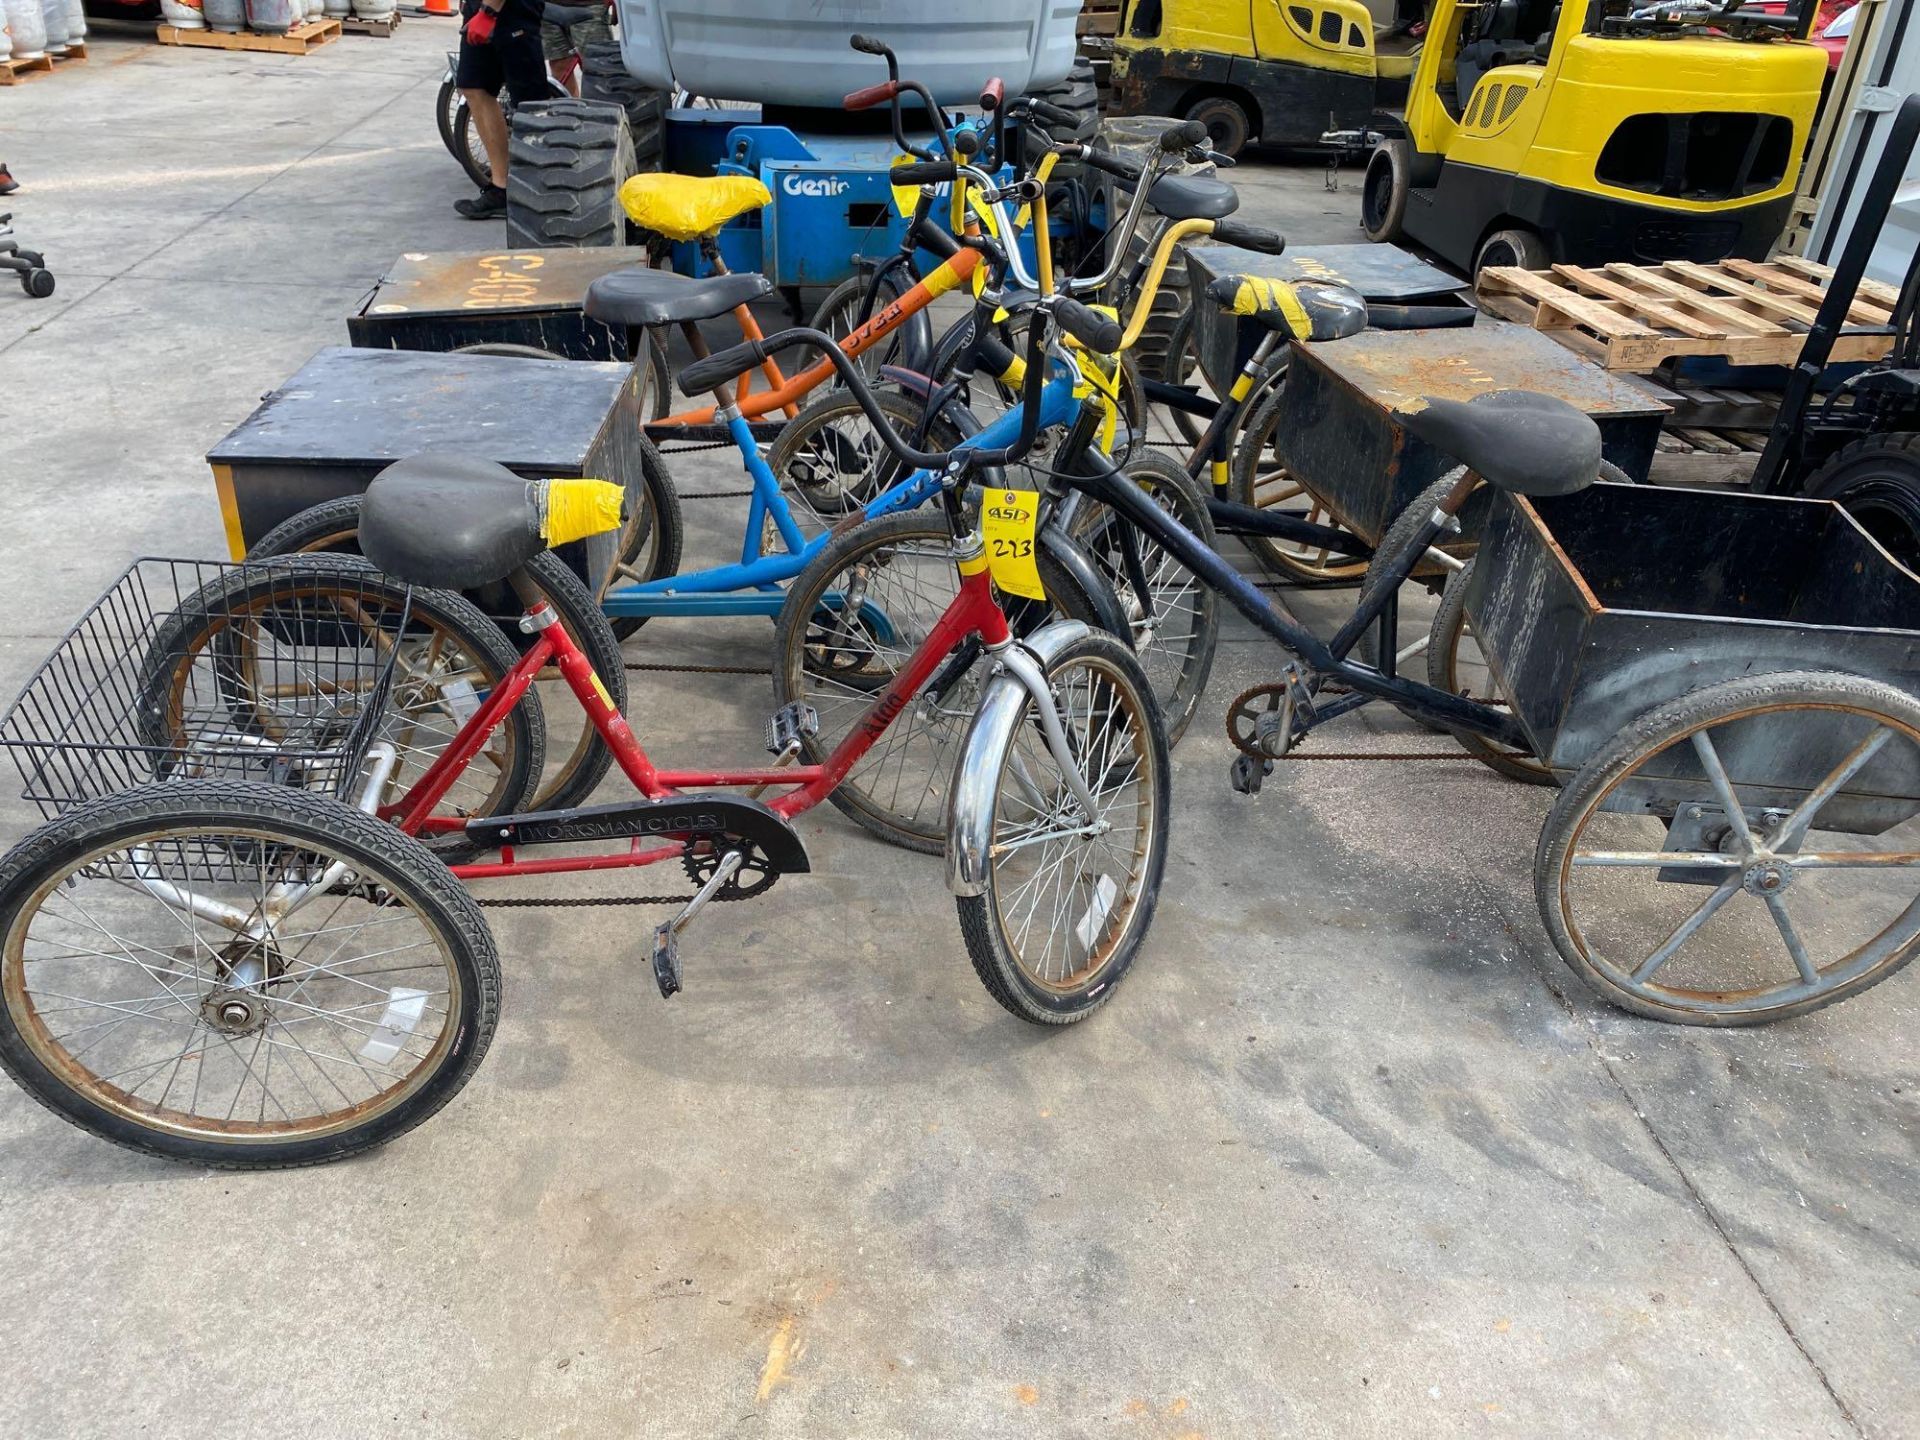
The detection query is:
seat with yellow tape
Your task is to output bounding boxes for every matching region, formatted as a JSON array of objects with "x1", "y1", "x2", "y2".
[
  {"x1": 1205, "y1": 273, "x2": 1368, "y2": 343},
  {"x1": 360, "y1": 454, "x2": 624, "y2": 590},
  {"x1": 617, "y1": 173, "x2": 772, "y2": 243}
]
